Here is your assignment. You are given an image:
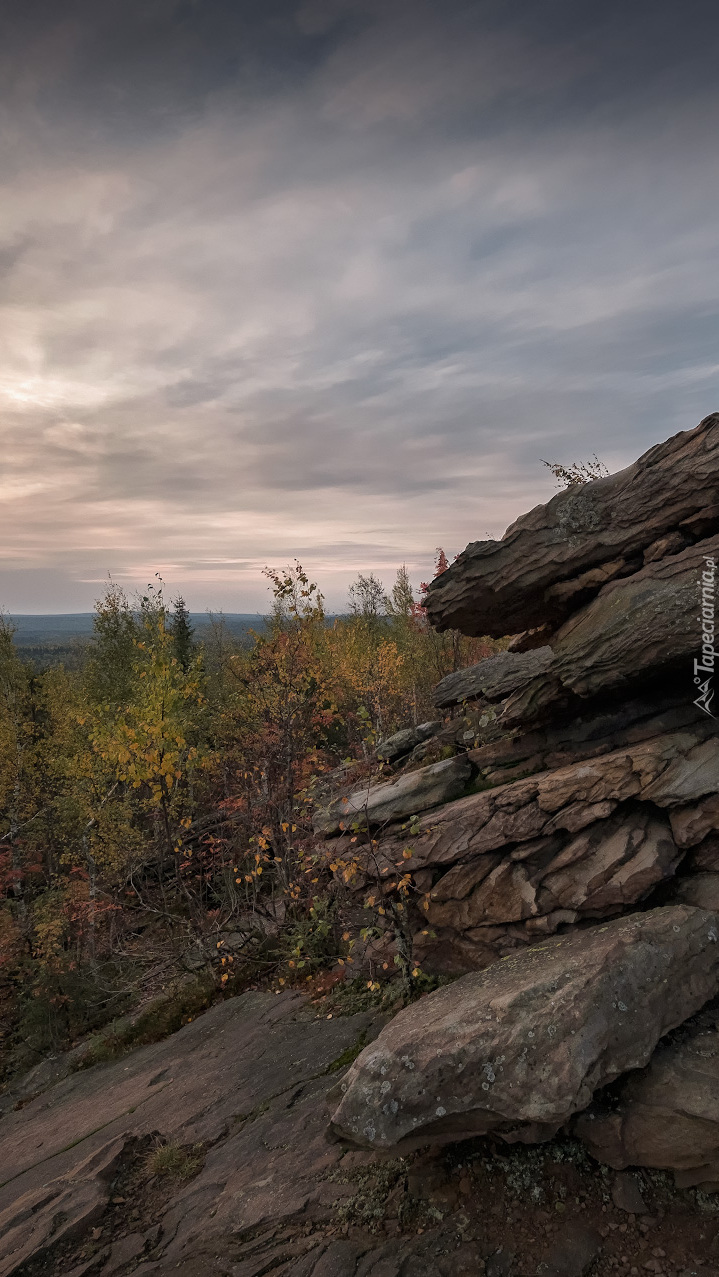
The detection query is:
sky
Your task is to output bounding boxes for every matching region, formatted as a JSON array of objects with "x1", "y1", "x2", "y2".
[{"x1": 2, "y1": 0, "x2": 719, "y2": 613}]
